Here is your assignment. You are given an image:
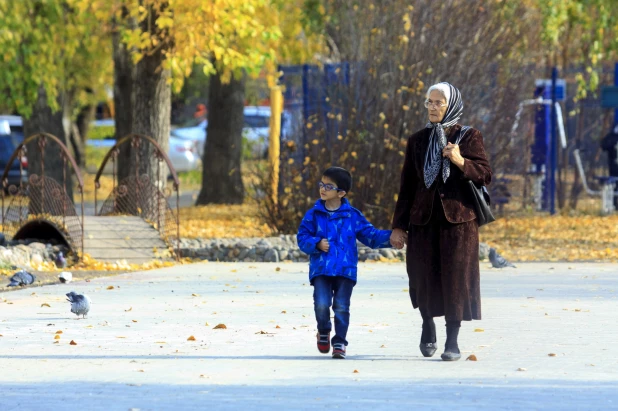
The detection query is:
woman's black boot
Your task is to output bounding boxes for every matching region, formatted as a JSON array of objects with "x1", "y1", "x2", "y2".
[
  {"x1": 419, "y1": 309, "x2": 437, "y2": 357},
  {"x1": 441, "y1": 320, "x2": 461, "y2": 361}
]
